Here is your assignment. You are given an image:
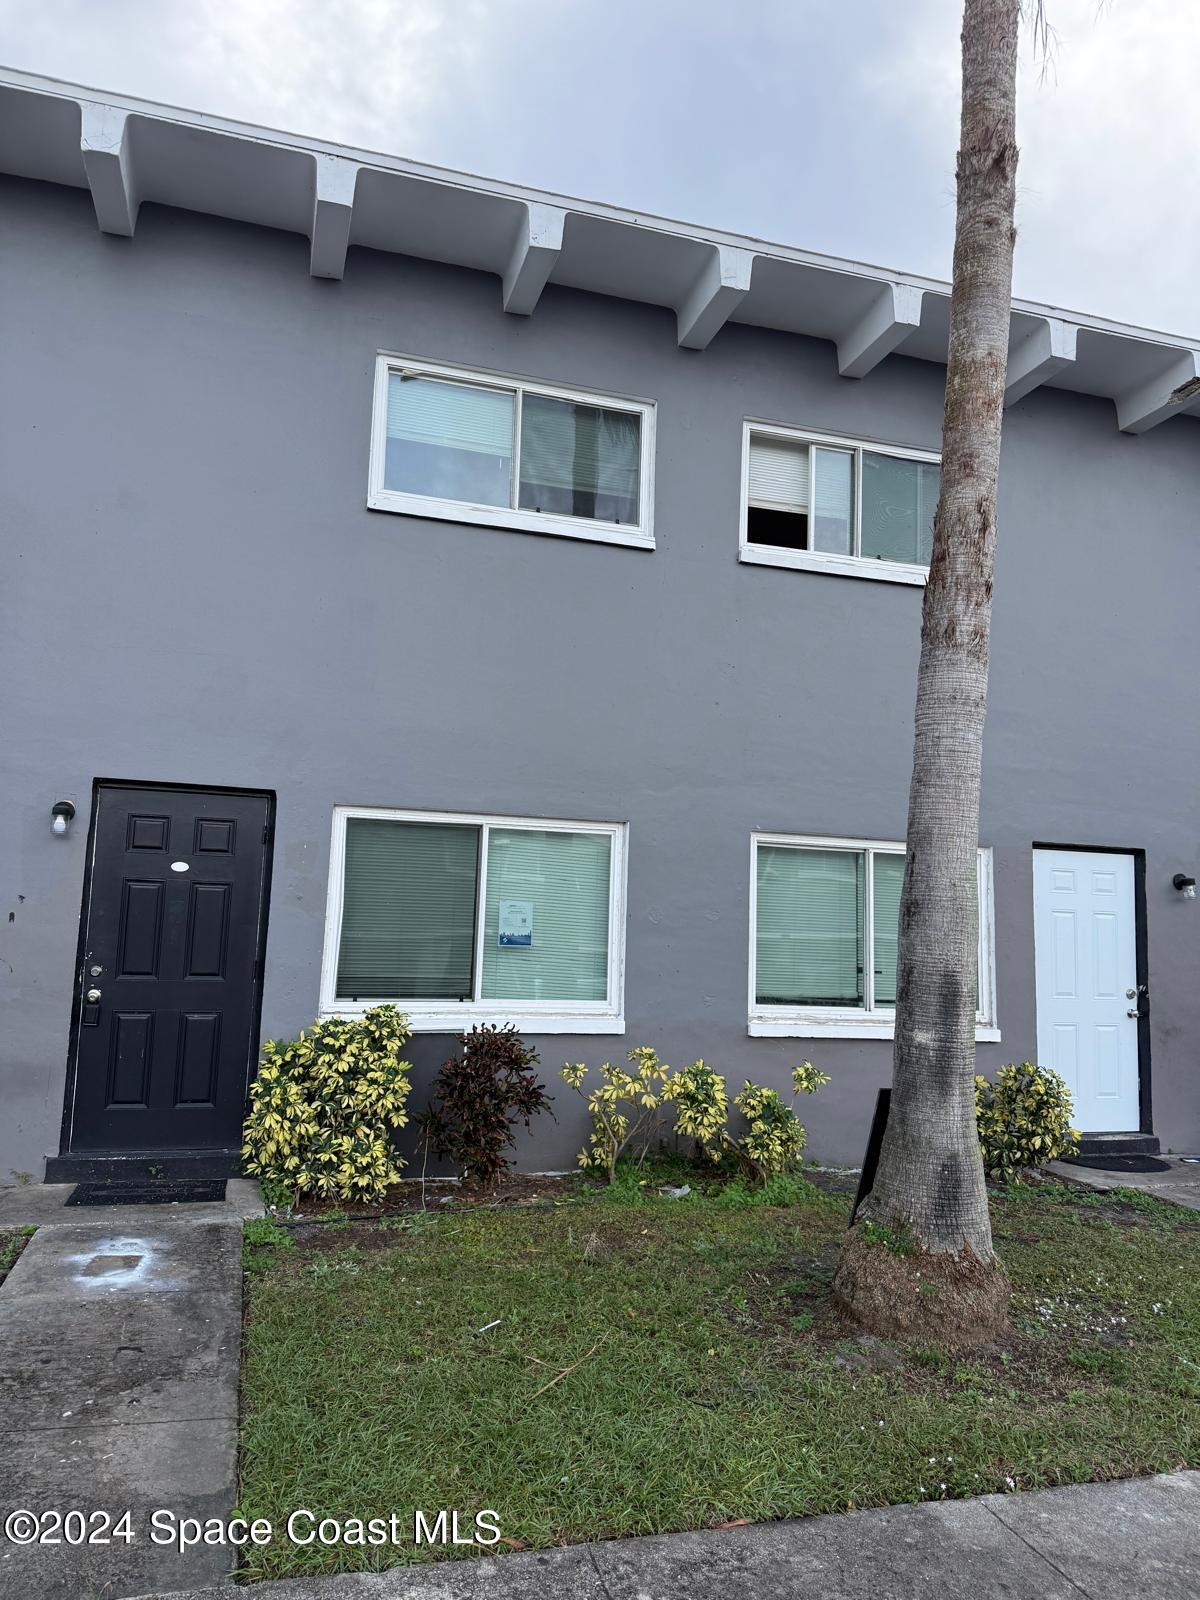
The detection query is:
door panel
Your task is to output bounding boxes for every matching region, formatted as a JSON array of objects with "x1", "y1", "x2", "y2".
[
  {"x1": 68, "y1": 784, "x2": 271, "y2": 1153},
  {"x1": 1033, "y1": 849, "x2": 1140, "y2": 1134}
]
